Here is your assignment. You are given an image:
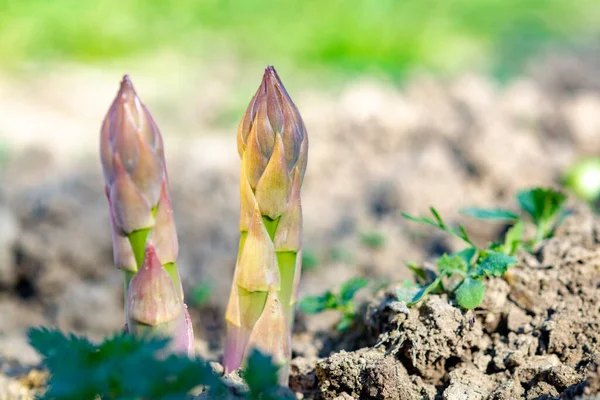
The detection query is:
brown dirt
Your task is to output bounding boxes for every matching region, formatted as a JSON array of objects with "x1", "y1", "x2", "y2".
[{"x1": 289, "y1": 208, "x2": 600, "y2": 399}]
